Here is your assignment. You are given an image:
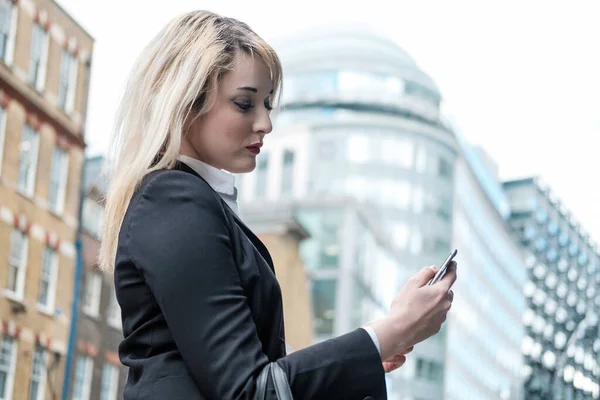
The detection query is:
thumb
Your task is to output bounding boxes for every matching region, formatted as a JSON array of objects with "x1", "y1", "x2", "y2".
[{"x1": 410, "y1": 266, "x2": 437, "y2": 288}]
